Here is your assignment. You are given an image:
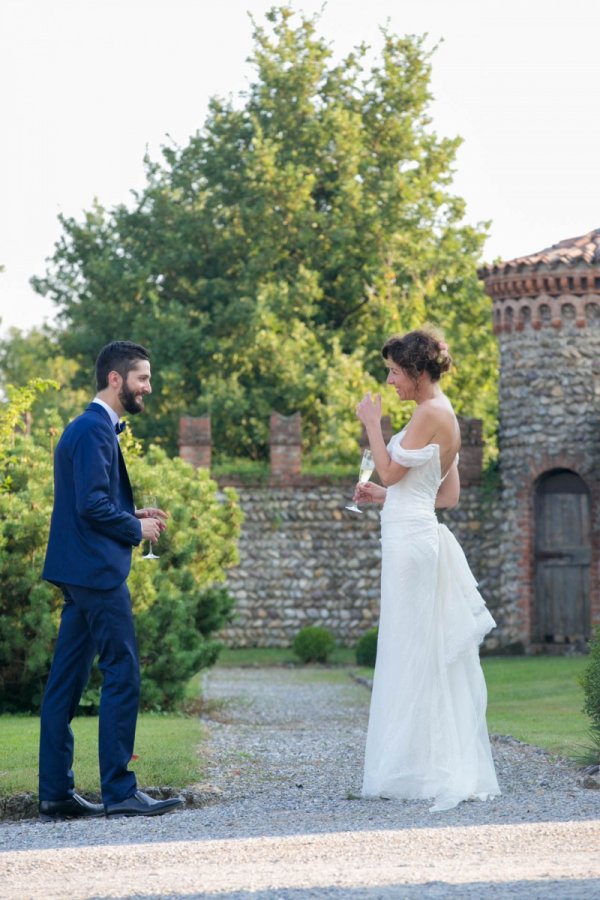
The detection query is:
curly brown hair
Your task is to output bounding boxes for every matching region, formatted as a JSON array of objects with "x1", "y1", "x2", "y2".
[{"x1": 381, "y1": 329, "x2": 452, "y2": 383}]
